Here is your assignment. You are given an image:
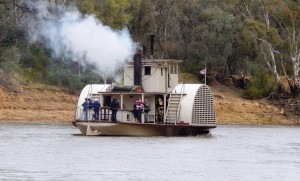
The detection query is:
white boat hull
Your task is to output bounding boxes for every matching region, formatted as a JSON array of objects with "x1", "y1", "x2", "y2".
[{"x1": 73, "y1": 121, "x2": 214, "y2": 136}]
